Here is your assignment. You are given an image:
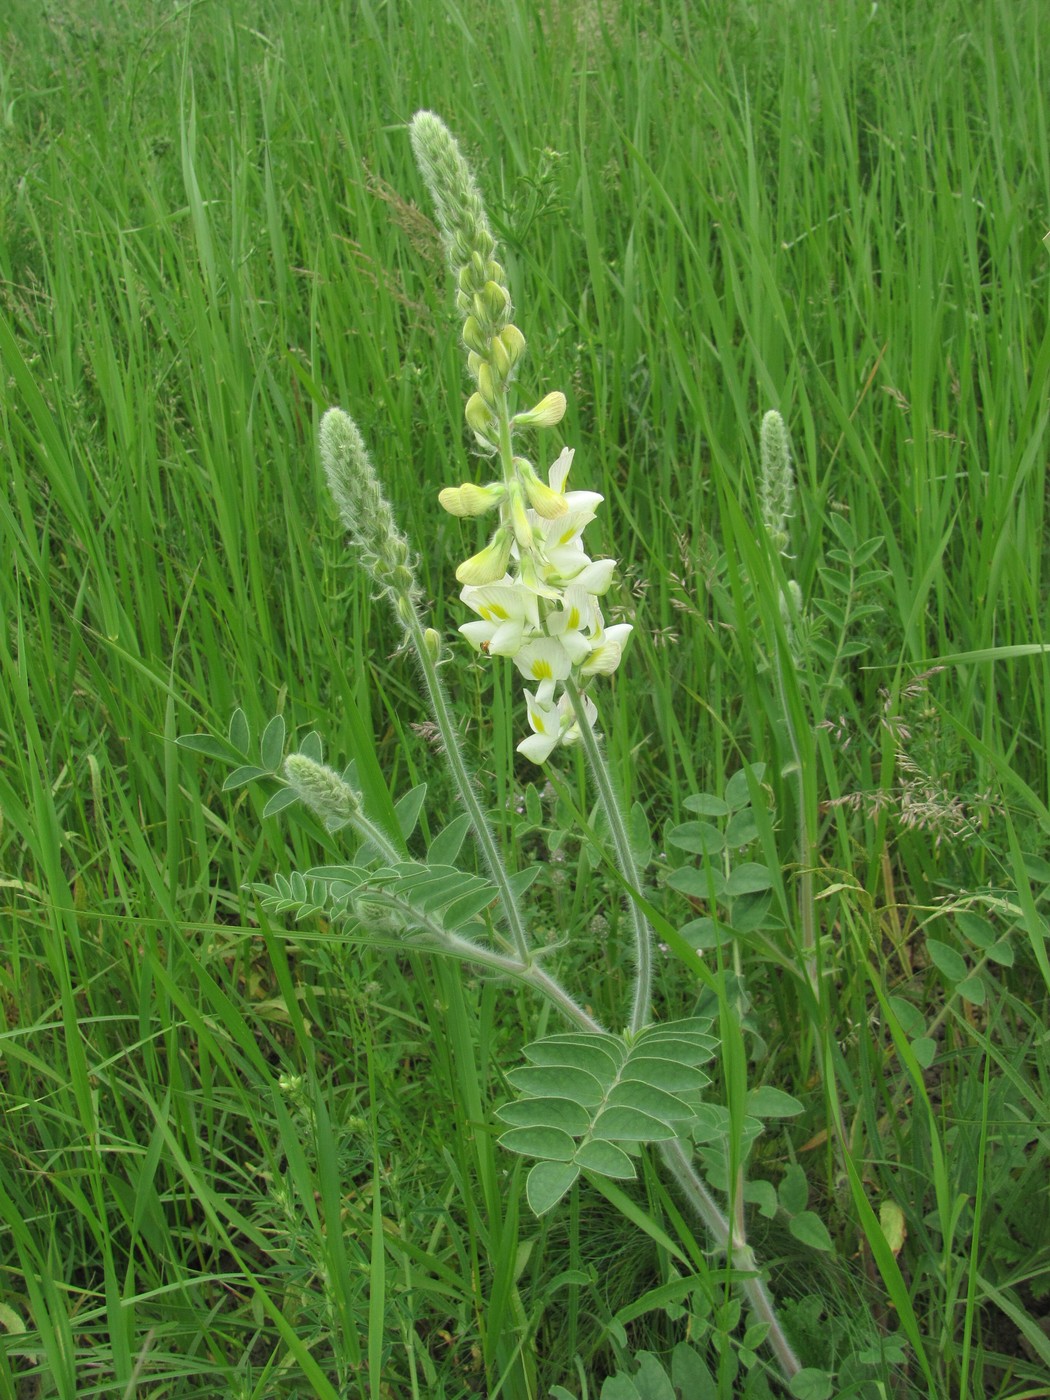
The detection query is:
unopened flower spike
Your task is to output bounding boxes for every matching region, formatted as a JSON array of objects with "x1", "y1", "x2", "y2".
[{"x1": 319, "y1": 408, "x2": 419, "y2": 600}]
